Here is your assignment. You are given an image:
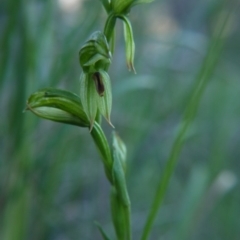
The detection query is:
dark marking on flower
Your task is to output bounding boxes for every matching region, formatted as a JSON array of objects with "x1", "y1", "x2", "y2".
[{"x1": 93, "y1": 72, "x2": 104, "y2": 96}]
